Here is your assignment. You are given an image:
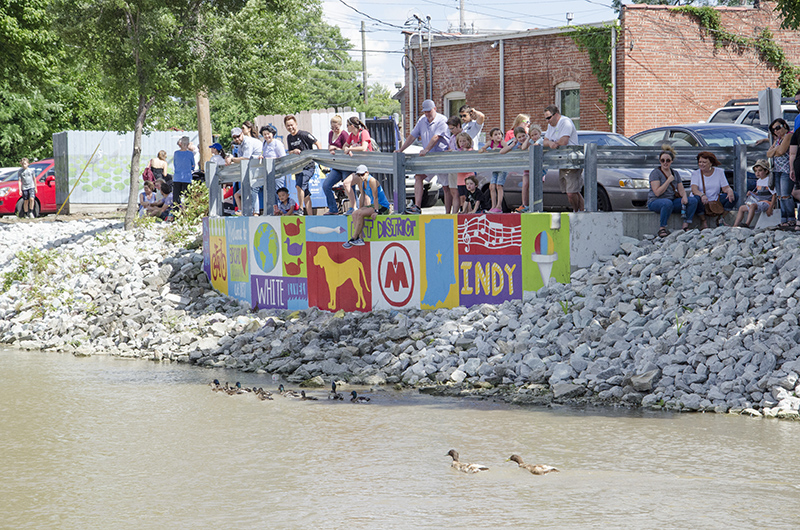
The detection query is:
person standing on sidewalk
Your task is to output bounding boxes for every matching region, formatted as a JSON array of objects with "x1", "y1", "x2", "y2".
[
  {"x1": 17, "y1": 158, "x2": 36, "y2": 218},
  {"x1": 395, "y1": 99, "x2": 448, "y2": 214},
  {"x1": 543, "y1": 105, "x2": 583, "y2": 212}
]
